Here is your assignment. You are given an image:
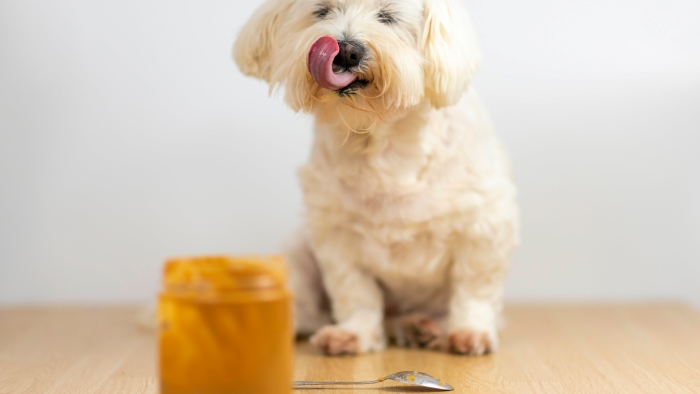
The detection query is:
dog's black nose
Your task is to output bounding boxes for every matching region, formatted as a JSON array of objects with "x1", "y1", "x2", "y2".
[{"x1": 333, "y1": 41, "x2": 365, "y2": 69}]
